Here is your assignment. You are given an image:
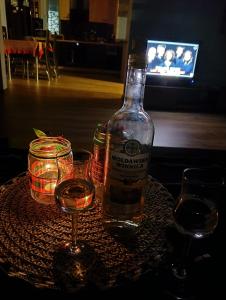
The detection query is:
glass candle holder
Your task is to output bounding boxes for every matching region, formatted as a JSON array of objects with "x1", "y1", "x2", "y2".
[{"x1": 28, "y1": 136, "x2": 73, "y2": 204}]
